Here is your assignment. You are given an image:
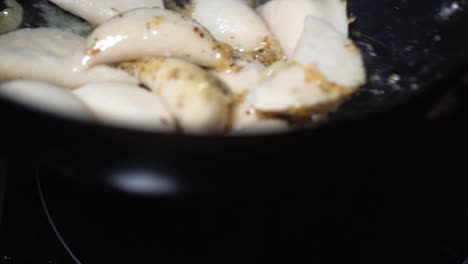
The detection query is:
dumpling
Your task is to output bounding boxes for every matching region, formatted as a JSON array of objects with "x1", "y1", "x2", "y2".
[
  {"x1": 292, "y1": 16, "x2": 366, "y2": 88},
  {"x1": 48, "y1": 0, "x2": 165, "y2": 25},
  {"x1": 81, "y1": 8, "x2": 234, "y2": 70},
  {"x1": 211, "y1": 60, "x2": 266, "y2": 95},
  {"x1": 191, "y1": 0, "x2": 274, "y2": 53},
  {"x1": 247, "y1": 63, "x2": 354, "y2": 115},
  {"x1": 230, "y1": 97, "x2": 290, "y2": 135},
  {"x1": 74, "y1": 82, "x2": 176, "y2": 132},
  {"x1": 118, "y1": 57, "x2": 233, "y2": 134},
  {"x1": 0, "y1": 80, "x2": 93, "y2": 120},
  {"x1": 0, "y1": 28, "x2": 137, "y2": 89},
  {"x1": 258, "y1": 0, "x2": 348, "y2": 57},
  {"x1": 247, "y1": 15, "x2": 365, "y2": 116}
]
